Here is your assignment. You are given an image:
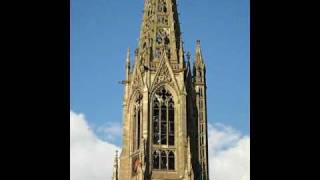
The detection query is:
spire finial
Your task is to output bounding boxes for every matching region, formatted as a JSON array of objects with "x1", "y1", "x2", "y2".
[
  {"x1": 179, "y1": 38, "x2": 185, "y2": 65},
  {"x1": 195, "y1": 40, "x2": 204, "y2": 65},
  {"x1": 196, "y1": 40, "x2": 201, "y2": 53},
  {"x1": 125, "y1": 48, "x2": 131, "y2": 80},
  {"x1": 126, "y1": 48, "x2": 130, "y2": 62},
  {"x1": 196, "y1": 39, "x2": 201, "y2": 46}
]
